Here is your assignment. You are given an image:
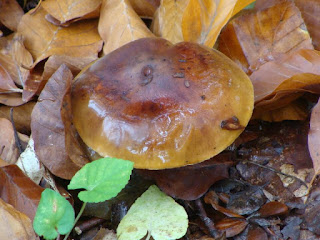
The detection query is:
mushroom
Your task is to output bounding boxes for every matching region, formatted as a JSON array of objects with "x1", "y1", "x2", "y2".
[{"x1": 71, "y1": 38, "x2": 254, "y2": 169}]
